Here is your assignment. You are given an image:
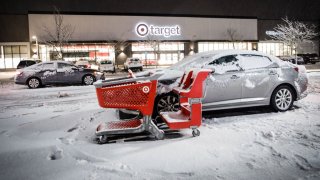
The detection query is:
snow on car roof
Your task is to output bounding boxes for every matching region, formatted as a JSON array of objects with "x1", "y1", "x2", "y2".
[{"x1": 170, "y1": 50, "x2": 276, "y2": 70}]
